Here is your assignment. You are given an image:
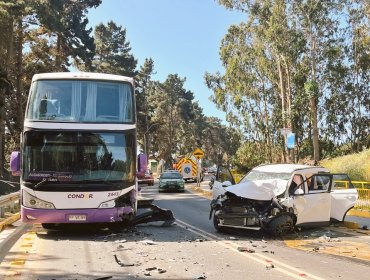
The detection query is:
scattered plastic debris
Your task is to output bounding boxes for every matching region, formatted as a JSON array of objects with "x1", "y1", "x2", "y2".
[
  {"x1": 266, "y1": 264, "x2": 275, "y2": 270},
  {"x1": 229, "y1": 236, "x2": 238, "y2": 240},
  {"x1": 140, "y1": 239, "x2": 157, "y2": 245},
  {"x1": 114, "y1": 239, "x2": 127, "y2": 244}
]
